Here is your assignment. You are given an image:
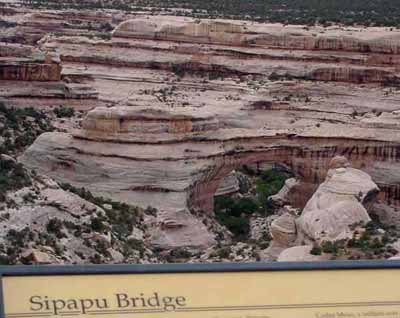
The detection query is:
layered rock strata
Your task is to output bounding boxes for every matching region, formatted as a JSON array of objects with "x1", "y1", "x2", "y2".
[
  {"x1": 82, "y1": 107, "x2": 220, "y2": 134},
  {"x1": 0, "y1": 43, "x2": 61, "y2": 81},
  {"x1": 36, "y1": 16, "x2": 400, "y2": 84},
  {"x1": 2, "y1": 8, "x2": 400, "y2": 248},
  {"x1": 0, "y1": 43, "x2": 98, "y2": 110}
]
